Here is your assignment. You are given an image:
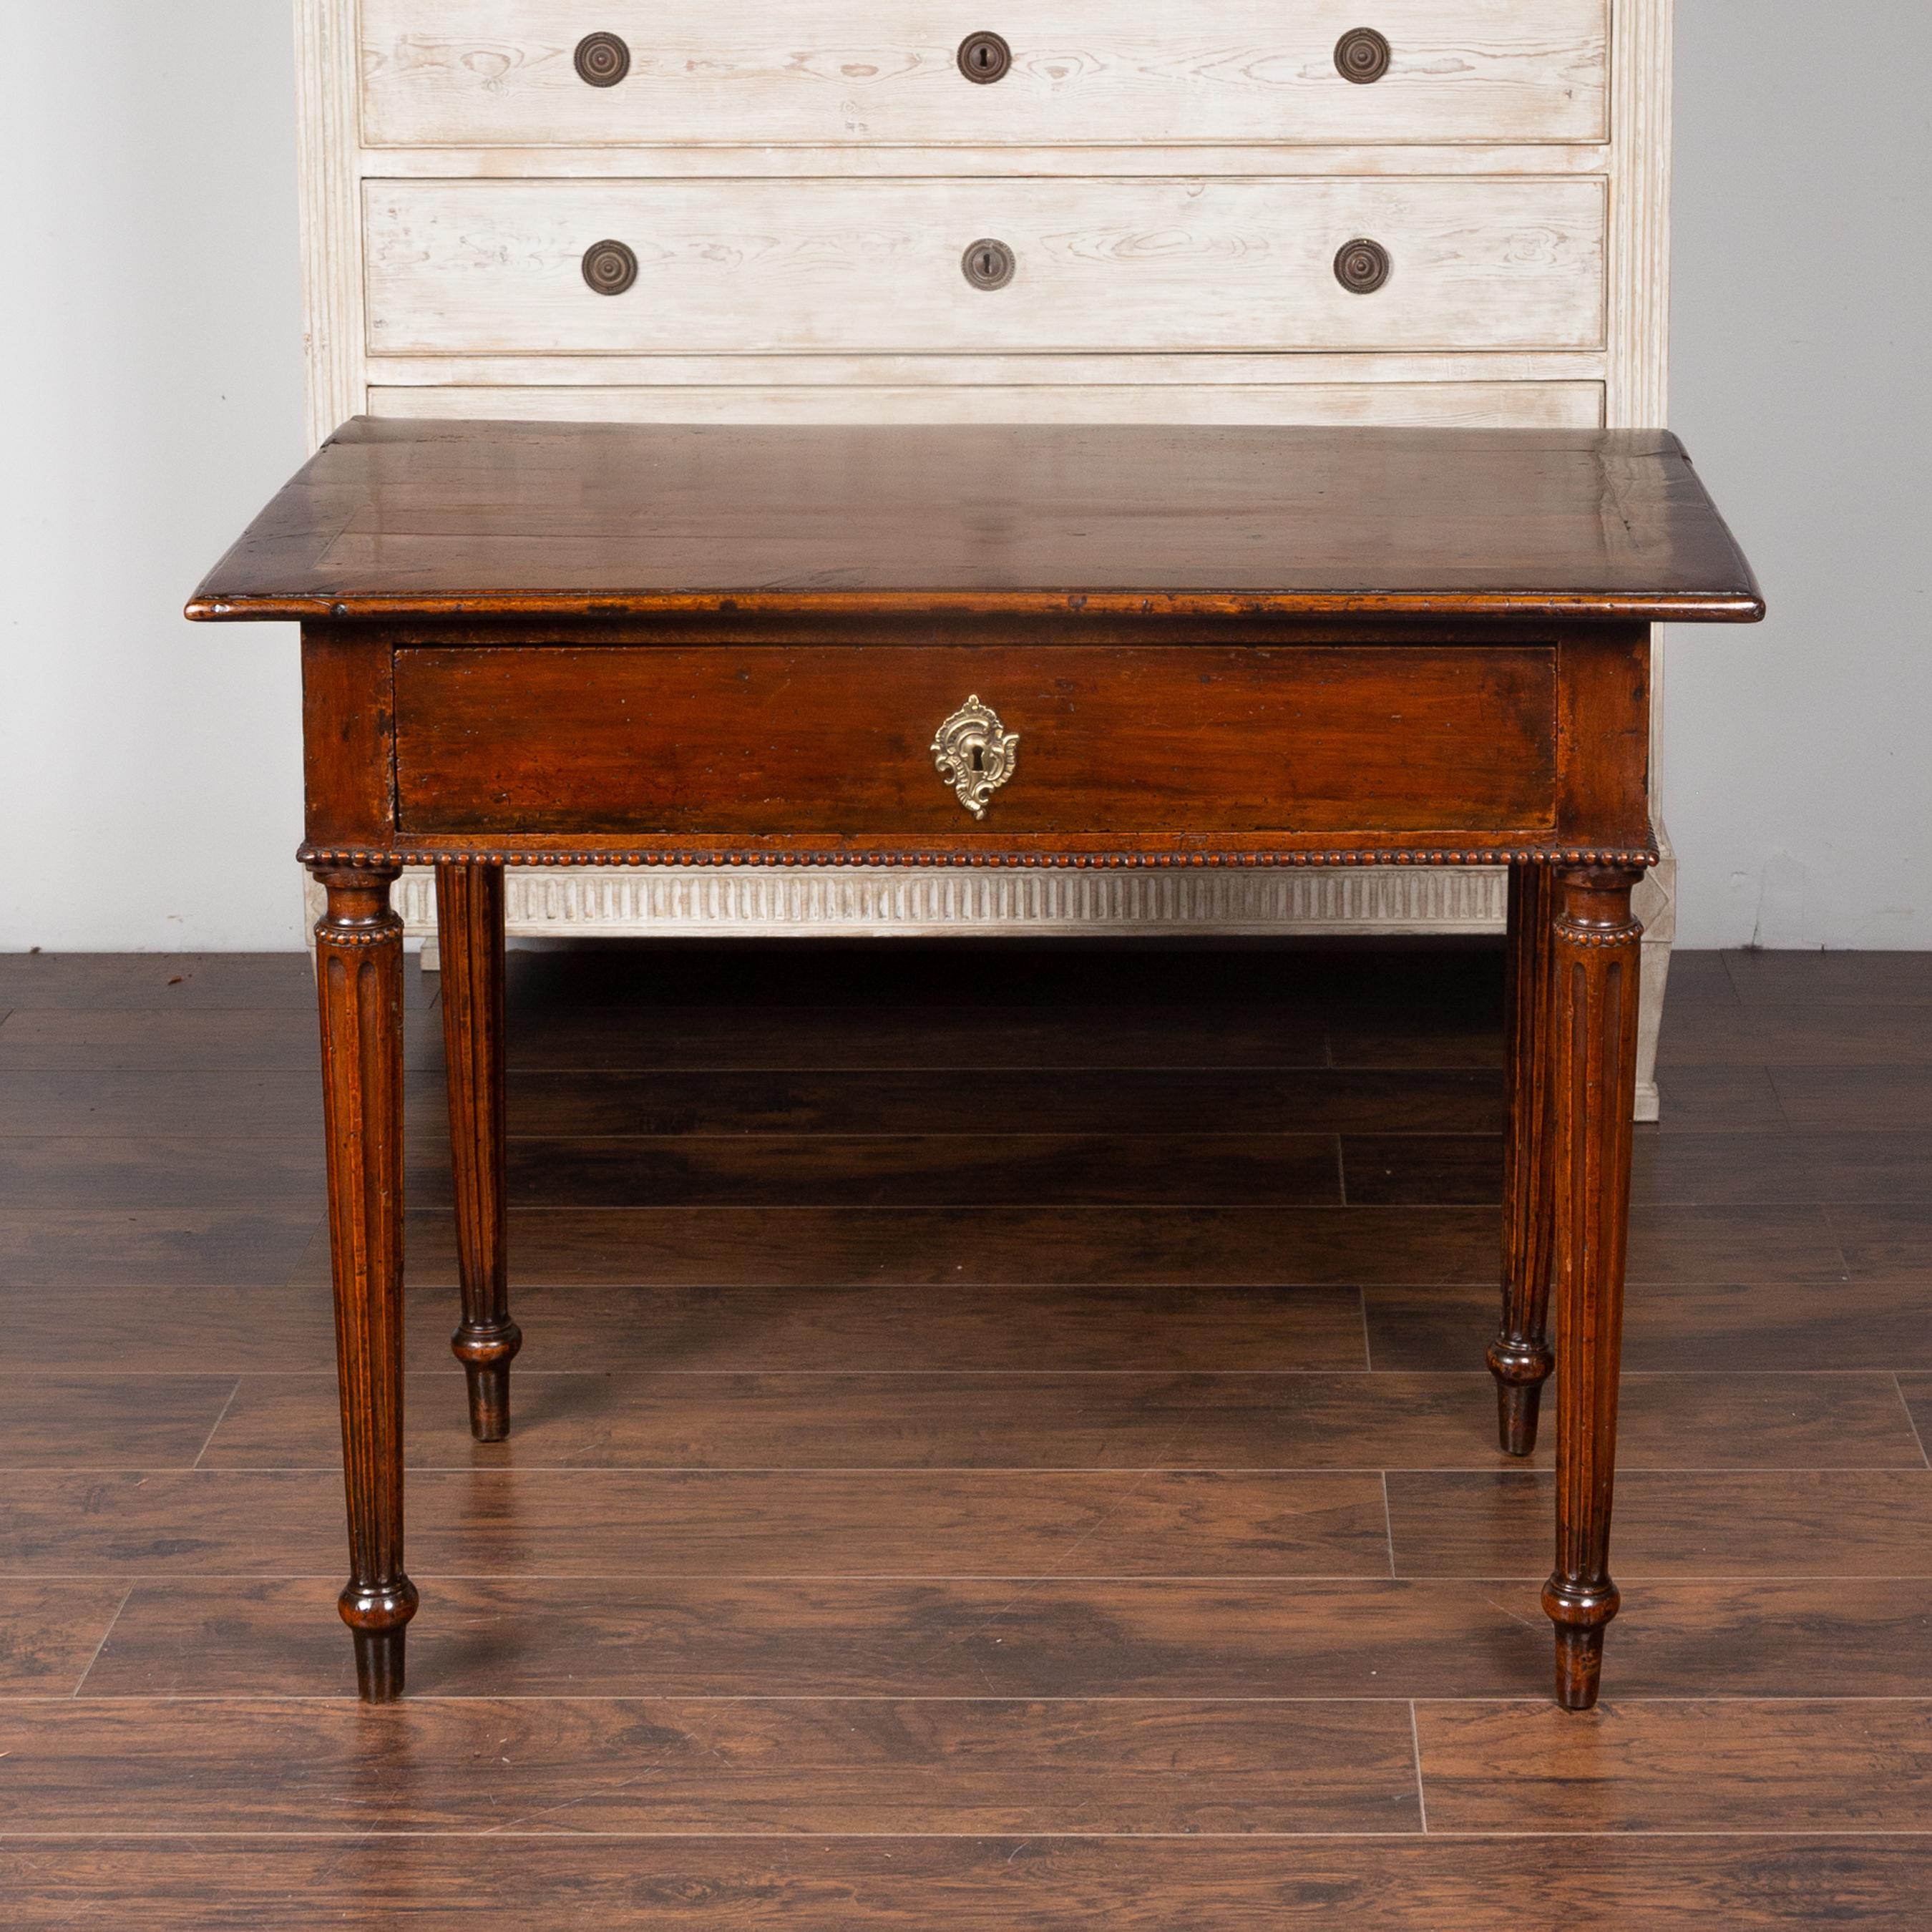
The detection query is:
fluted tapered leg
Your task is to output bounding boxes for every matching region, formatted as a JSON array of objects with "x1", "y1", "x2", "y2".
[
  {"x1": 435, "y1": 862, "x2": 520, "y2": 1443},
  {"x1": 1488, "y1": 862, "x2": 1557, "y2": 1455},
  {"x1": 1542, "y1": 864, "x2": 1644, "y2": 1712},
  {"x1": 312, "y1": 865, "x2": 417, "y2": 1702}
]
